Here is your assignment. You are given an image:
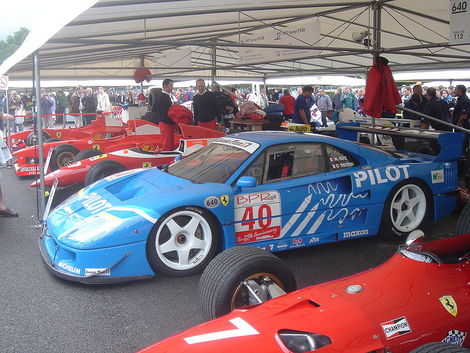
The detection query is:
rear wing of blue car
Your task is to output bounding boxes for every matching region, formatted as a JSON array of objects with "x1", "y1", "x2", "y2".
[{"x1": 336, "y1": 122, "x2": 465, "y2": 162}]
